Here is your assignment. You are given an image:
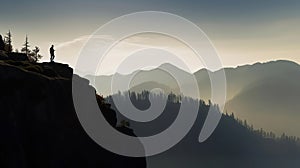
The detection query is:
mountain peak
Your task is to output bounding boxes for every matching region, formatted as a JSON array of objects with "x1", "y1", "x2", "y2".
[{"x1": 158, "y1": 63, "x2": 193, "y2": 73}]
